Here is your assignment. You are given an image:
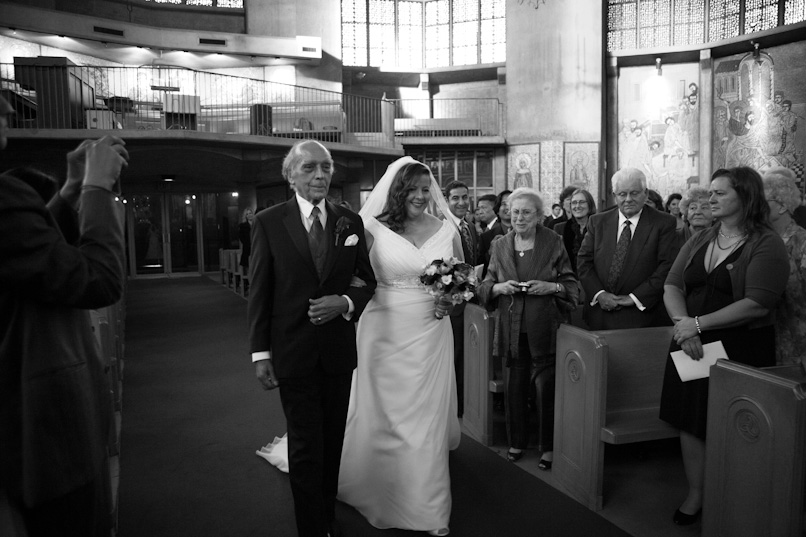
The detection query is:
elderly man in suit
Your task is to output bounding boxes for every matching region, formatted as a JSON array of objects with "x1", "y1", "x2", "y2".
[
  {"x1": 443, "y1": 180, "x2": 478, "y2": 417},
  {"x1": 248, "y1": 139, "x2": 376, "y2": 537},
  {"x1": 576, "y1": 167, "x2": 677, "y2": 330},
  {"x1": 1, "y1": 93, "x2": 130, "y2": 536}
]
